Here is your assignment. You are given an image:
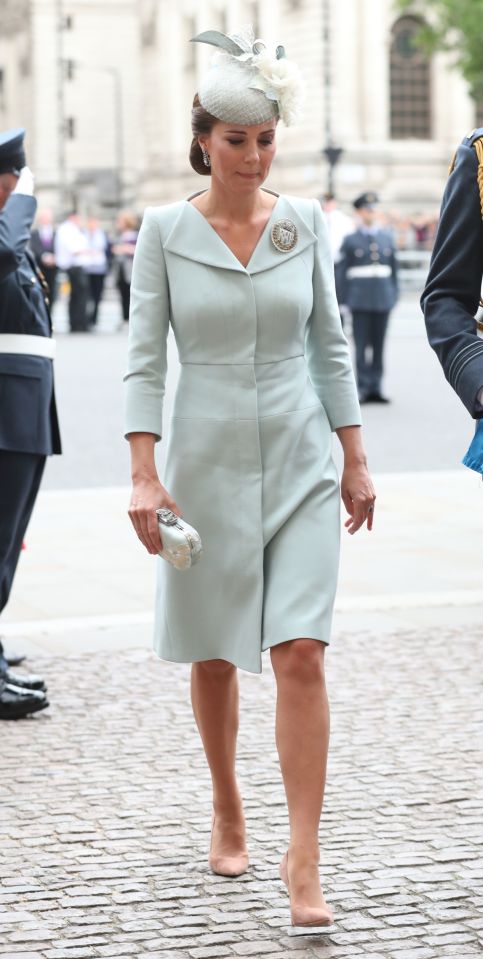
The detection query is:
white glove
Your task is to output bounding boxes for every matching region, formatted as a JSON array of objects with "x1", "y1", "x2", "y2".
[{"x1": 13, "y1": 166, "x2": 35, "y2": 197}]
